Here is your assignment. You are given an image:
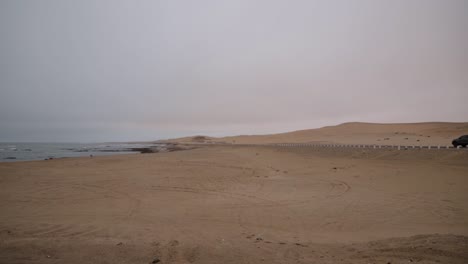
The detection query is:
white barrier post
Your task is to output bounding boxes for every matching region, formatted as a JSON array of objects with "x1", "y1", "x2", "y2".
[
  {"x1": 398, "y1": 145, "x2": 401, "y2": 150},
  {"x1": 428, "y1": 146, "x2": 431, "y2": 150},
  {"x1": 437, "y1": 145, "x2": 440, "y2": 149}
]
